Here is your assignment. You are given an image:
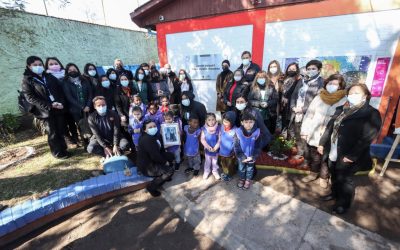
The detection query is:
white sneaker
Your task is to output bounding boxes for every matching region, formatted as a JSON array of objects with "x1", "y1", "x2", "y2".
[
  {"x1": 203, "y1": 173, "x2": 209, "y2": 180},
  {"x1": 213, "y1": 172, "x2": 221, "y2": 180}
]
